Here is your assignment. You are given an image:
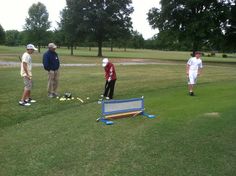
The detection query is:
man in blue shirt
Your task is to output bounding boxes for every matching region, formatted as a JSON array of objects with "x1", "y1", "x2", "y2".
[{"x1": 43, "y1": 43, "x2": 60, "y2": 98}]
